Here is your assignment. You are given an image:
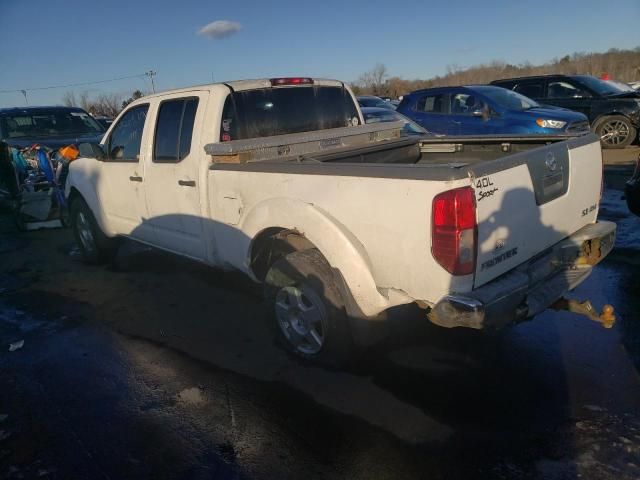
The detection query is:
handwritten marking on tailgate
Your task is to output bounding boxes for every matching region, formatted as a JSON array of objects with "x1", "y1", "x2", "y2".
[{"x1": 475, "y1": 176, "x2": 499, "y2": 202}]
